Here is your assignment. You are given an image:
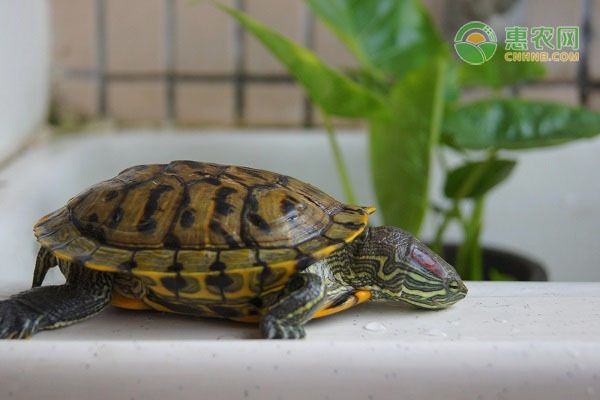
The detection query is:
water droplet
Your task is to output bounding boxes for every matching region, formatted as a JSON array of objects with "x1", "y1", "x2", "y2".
[
  {"x1": 363, "y1": 322, "x2": 386, "y2": 332},
  {"x1": 424, "y1": 329, "x2": 448, "y2": 337}
]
